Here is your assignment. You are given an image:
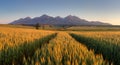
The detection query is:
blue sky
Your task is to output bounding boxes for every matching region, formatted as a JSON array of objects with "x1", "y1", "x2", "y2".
[{"x1": 0, "y1": 0, "x2": 120, "y2": 25}]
